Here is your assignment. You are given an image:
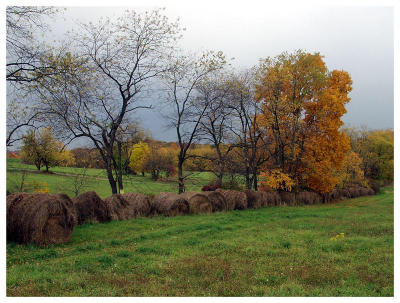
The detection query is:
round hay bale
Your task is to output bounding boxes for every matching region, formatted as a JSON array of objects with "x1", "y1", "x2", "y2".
[
  {"x1": 104, "y1": 194, "x2": 129, "y2": 220},
  {"x1": 339, "y1": 188, "x2": 351, "y2": 199},
  {"x1": 73, "y1": 191, "x2": 111, "y2": 224},
  {"x1": 103, "y1": 193, "x2": 151, "y2": 220},
  {"x1": 359, "y1": 187, "x2": 369, "y2": 197},
  {"x1": 7, "y1": 193, "x2": 77, "y2": 245},
  {"x1": 121, "y1": 192, "x2": 152, "y2": 218},
  {"x1": 296, "y1": 191, "x2": 310, "y2": 205},
  {"x1": 56, "y1": 193, "x2": 78, "y2": 218},
  {"x1": 348, "y1": 187, "x2": 361, "y2": 198},
  {"x1": 180, "y1": 191, "x2": 212, "y2": 215},
  {"x1": 6, "y1": 192, "x2": 29, "y2": 215},
  {"x1": 296, "y1": 191, "x2": 323, "y2": 205},
  {"x1": 202, "y1": 191, "x2": 227, "y2": 212},
  {"x1": 369, "y1": 180, "x2": 381, "y2": 194},
  {"x1": 152, "y1": 192, "x2": 190, "y2": 217},
  {"x1": 216, "y1": 189, "x2": 247, "y2": 210},
  {"x1": 243, "y1": 190, "x2": 265, "y2": 209},
  {"x1": 257, "y1": 191, "x2": 270, "y2": 208},
  {"x1": 330, "y1": 189, "x2": 342, "y2": 201},
  {"x1": 280, "y1": 192, "x2": 296, "y2": 206},
  {"x1": 265, "y1": 191, "x2": 281, "y2": 206},
  {"x1": 312, "y1": 192, "x2": 322, "y2": 204}
]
